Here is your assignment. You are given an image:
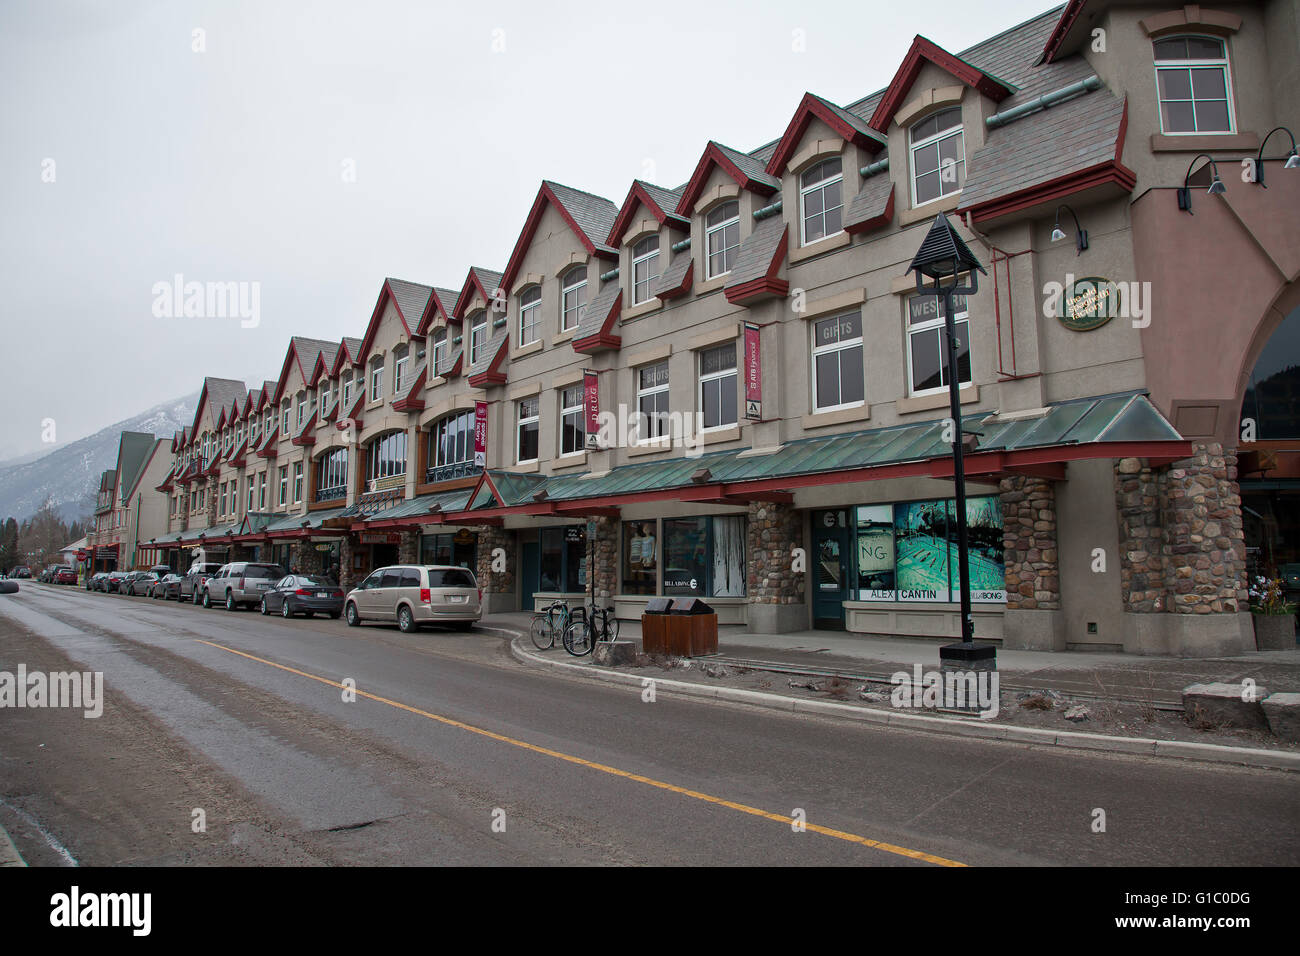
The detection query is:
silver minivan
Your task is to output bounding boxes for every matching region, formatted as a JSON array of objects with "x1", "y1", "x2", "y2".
[
  {"x1": 344, "y1": 565, "x2": 481, "y2": 632},
  {"x1": 204, "y1": 562, "x2": 284, "y2": 610}
]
